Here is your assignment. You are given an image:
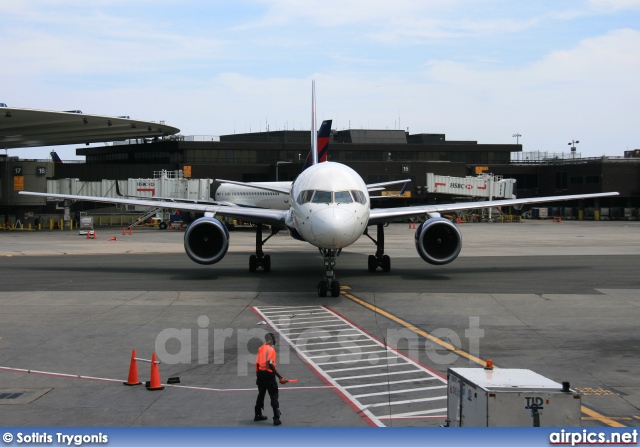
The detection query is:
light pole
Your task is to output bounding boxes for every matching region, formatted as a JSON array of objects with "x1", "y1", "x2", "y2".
[
  {"x1": 568, "y1": 140, "x2": 579, "y2": 158},
  {"x1": 512, "y1": 133, "x2": 522, "y2": 145},
  {"x1": 276, "y1": 161, "x2": 292, "y2": 181}
]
